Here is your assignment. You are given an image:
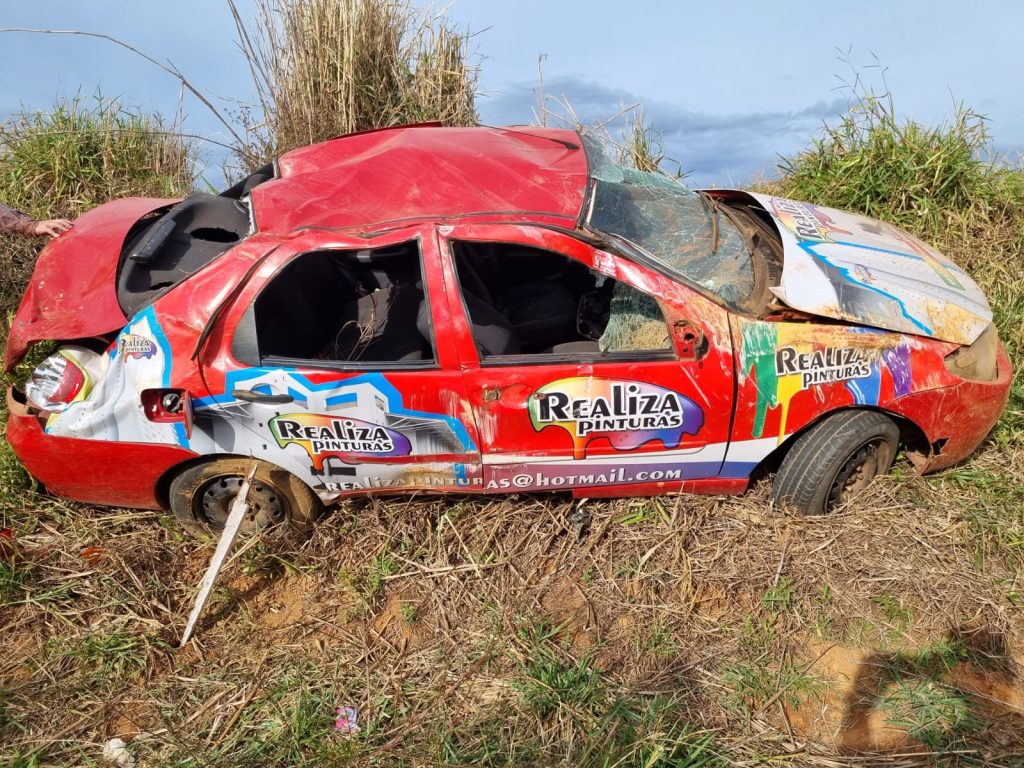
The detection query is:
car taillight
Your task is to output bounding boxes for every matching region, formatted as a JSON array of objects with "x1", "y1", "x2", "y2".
[{"x1": 25, "y1": 351, "x2": 90, "y2": 412}]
